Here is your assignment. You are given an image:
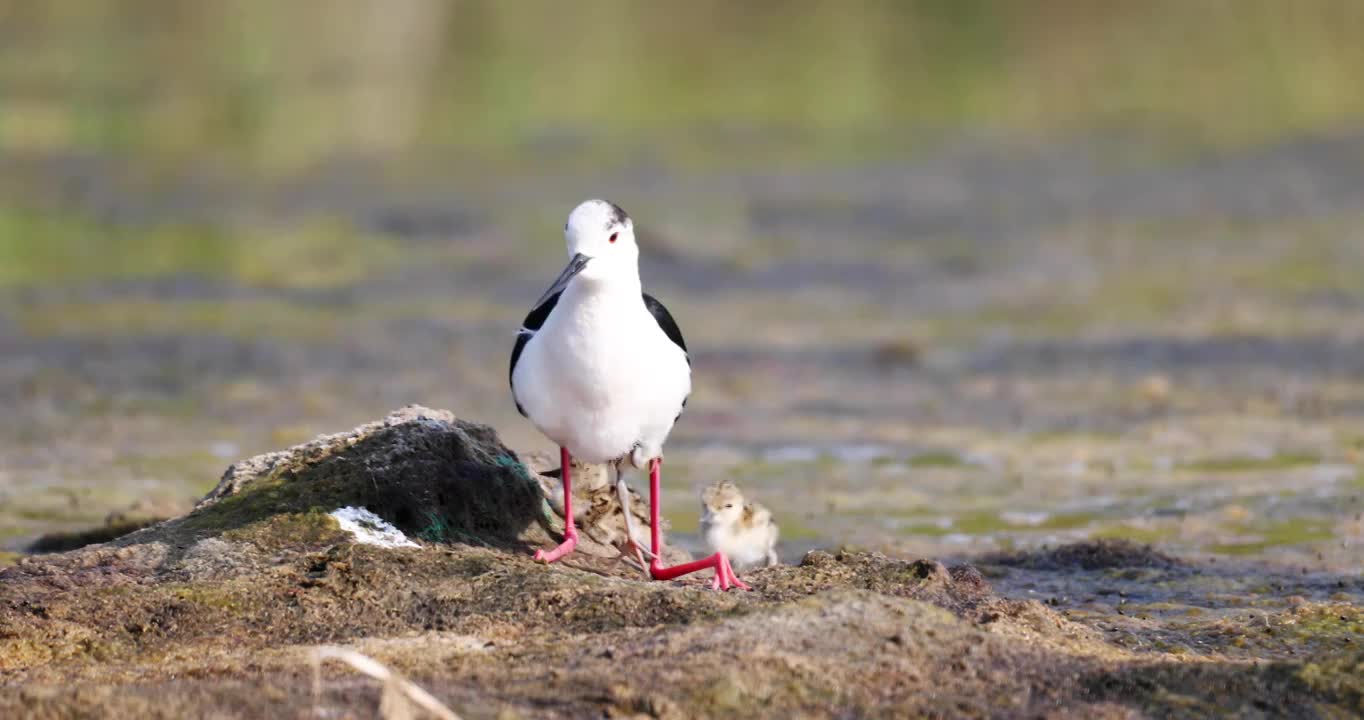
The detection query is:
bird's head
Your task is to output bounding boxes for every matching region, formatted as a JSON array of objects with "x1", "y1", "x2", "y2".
[
  {"x1": 530, "y1": 199, "x2": 640, "y2": 308},
  {"x1": 700, "y1": 480, "x2": 745, "y2": 527},
  {"x1": 563, "y1": 198, "x2": 638, "y2": 283}
]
